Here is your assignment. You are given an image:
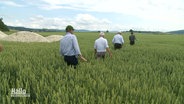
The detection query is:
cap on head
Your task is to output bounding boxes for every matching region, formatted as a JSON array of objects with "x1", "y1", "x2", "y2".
[
  {"x1": 99, "y1": 32, "x2": 105, "y2": 36},
  {"x1": 65, "y1": 25, "x2": 74, "y2": 32}
]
